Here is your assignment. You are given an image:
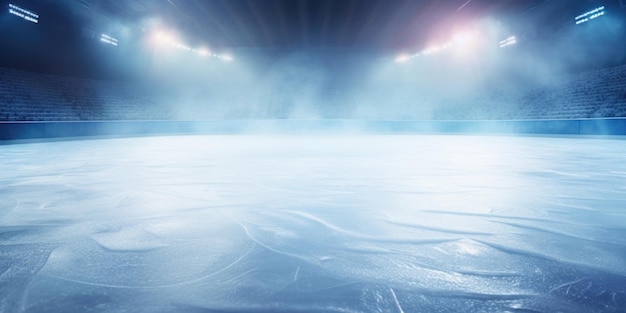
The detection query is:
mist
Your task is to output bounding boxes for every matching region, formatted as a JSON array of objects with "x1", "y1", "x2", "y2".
[{"x1": 127, "y1": 14, "x2": 625, "y2": 121}]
